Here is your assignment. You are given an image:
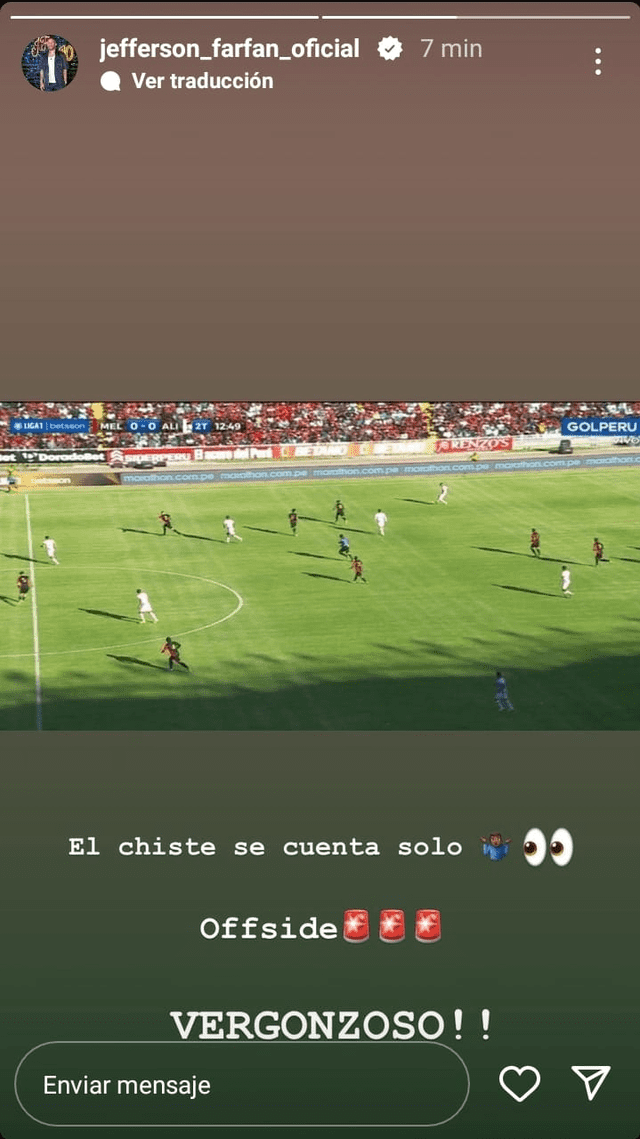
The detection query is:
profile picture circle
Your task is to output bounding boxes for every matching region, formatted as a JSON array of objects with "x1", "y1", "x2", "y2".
[{"x1": 22, "y1": 34, "x2": 78, "y2": 92}]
